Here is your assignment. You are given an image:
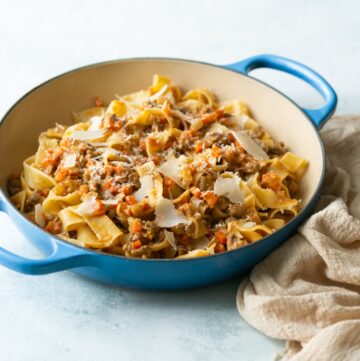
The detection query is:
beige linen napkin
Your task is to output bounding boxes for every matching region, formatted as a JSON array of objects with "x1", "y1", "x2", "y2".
[{"x1": 237, "y1": 116, "x2": 360, "y2": 361}]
